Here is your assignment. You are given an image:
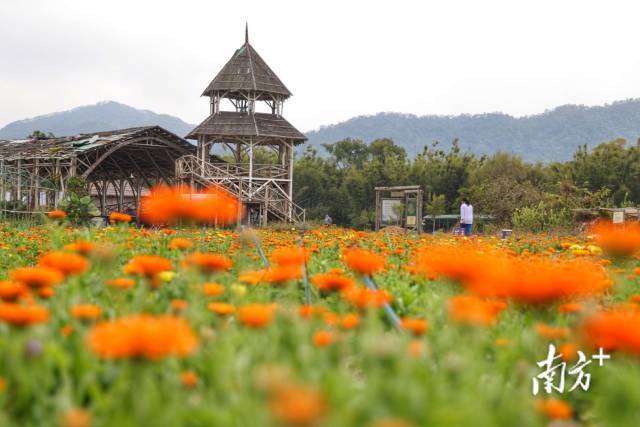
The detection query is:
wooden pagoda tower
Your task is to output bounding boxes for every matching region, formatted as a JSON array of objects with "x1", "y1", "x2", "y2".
[{"x1": 177, "y1": 27, "x2": 306, "y2": 225}]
